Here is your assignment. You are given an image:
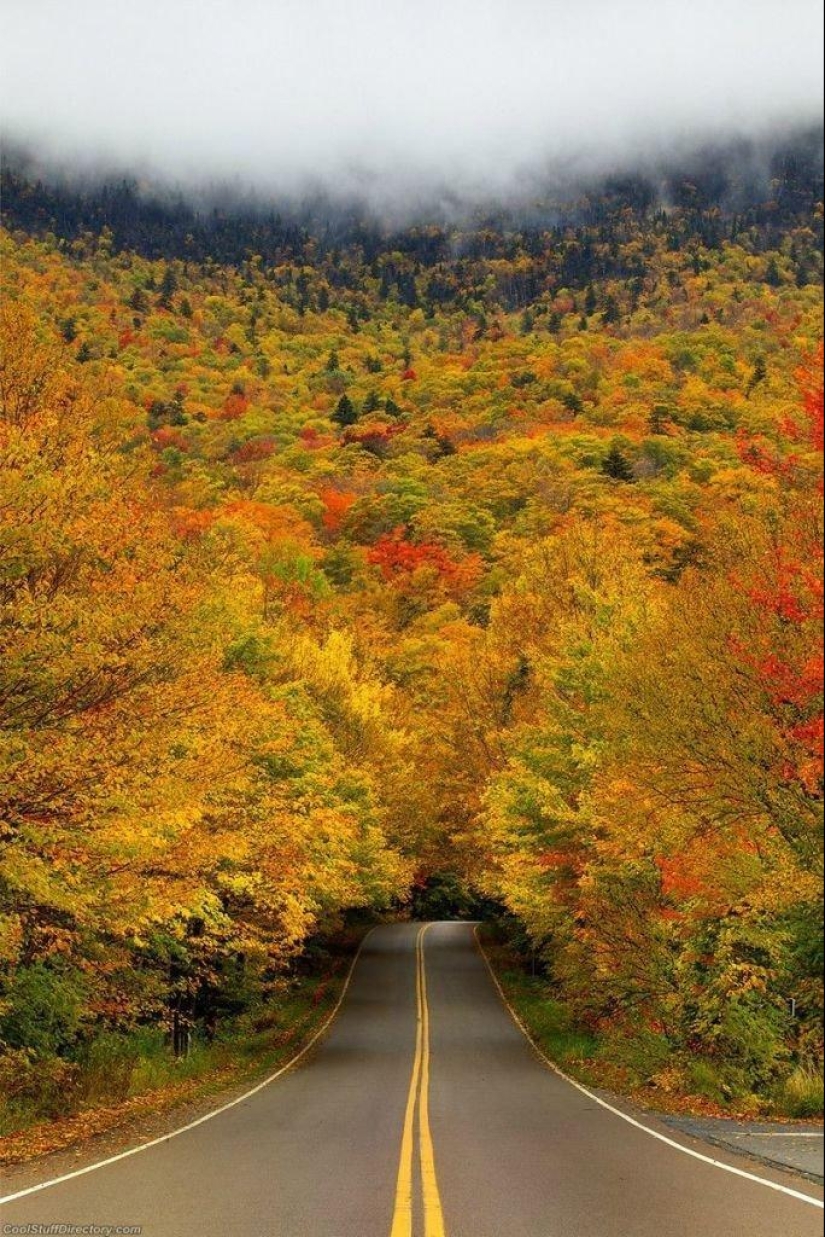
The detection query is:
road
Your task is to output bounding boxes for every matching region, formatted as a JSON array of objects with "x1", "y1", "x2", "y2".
[{"x1": 2, "y1": 922, "x2": 822, "y2": 1236}]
